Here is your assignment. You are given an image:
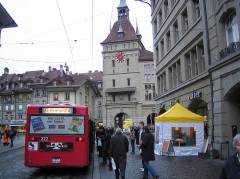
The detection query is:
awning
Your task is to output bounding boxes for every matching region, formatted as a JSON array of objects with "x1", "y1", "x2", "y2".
[{"x1": 155, "y1": 103, "x2": 207, "y2": 123}]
